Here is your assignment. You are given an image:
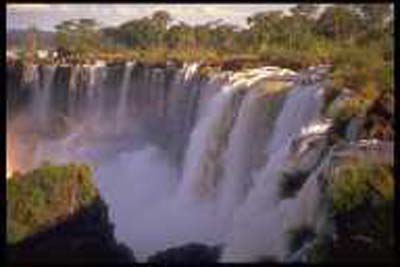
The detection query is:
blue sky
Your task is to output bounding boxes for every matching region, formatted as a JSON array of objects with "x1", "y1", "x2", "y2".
[{"x1": 7, "y1": 4, "x2": 298, "y2": 31}]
